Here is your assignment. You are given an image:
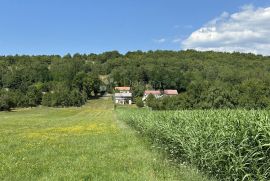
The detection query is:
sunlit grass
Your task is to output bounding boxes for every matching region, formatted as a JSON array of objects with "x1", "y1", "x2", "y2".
[{"x1": 0, "y1": 99, "x2": 210, "y2": 180}]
